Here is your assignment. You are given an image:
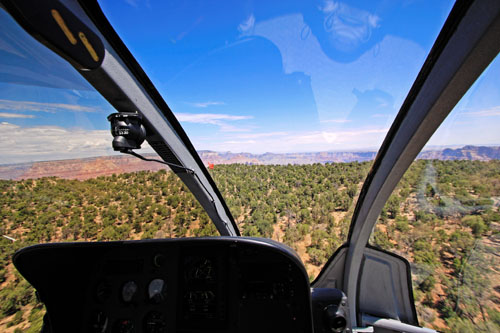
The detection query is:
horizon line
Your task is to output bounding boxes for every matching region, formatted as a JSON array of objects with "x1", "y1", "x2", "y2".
[{"x1": 1, "y1": 144, "x2": 499, "y2": 166}]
